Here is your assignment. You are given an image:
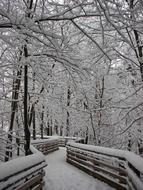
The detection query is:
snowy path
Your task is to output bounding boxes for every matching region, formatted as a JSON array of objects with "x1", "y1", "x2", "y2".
[{"x1": 43, "y1": 147, "x2": 114, "y2": 190}]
